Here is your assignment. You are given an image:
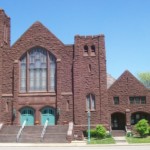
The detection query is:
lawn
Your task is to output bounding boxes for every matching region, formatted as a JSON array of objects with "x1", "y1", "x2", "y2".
[
  {"x1": 126, "y1": 136, "x2": 150, "y2": 143},
  {"x1": 89, "y1": 137, "x2": 115, "y2": 144}
]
